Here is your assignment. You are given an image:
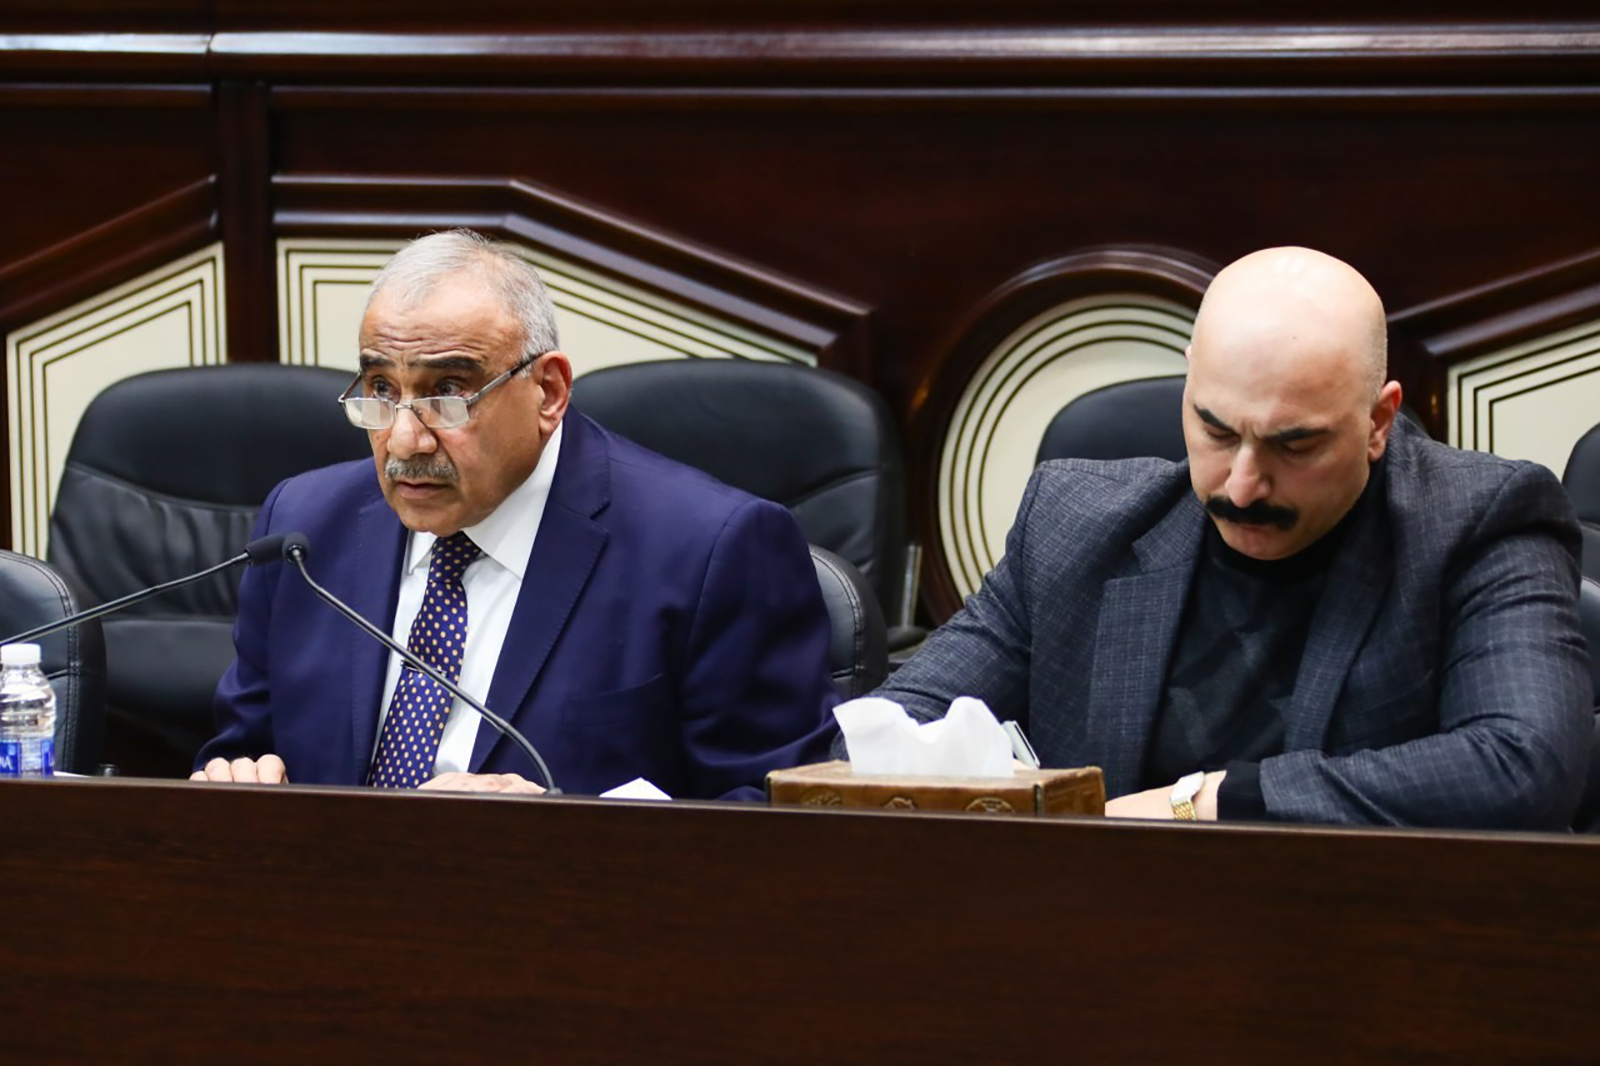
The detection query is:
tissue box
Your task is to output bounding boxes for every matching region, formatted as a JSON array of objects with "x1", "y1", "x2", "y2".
[{"x1": 766, "y1": 760, "x2": 1105, "y2": 817}]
